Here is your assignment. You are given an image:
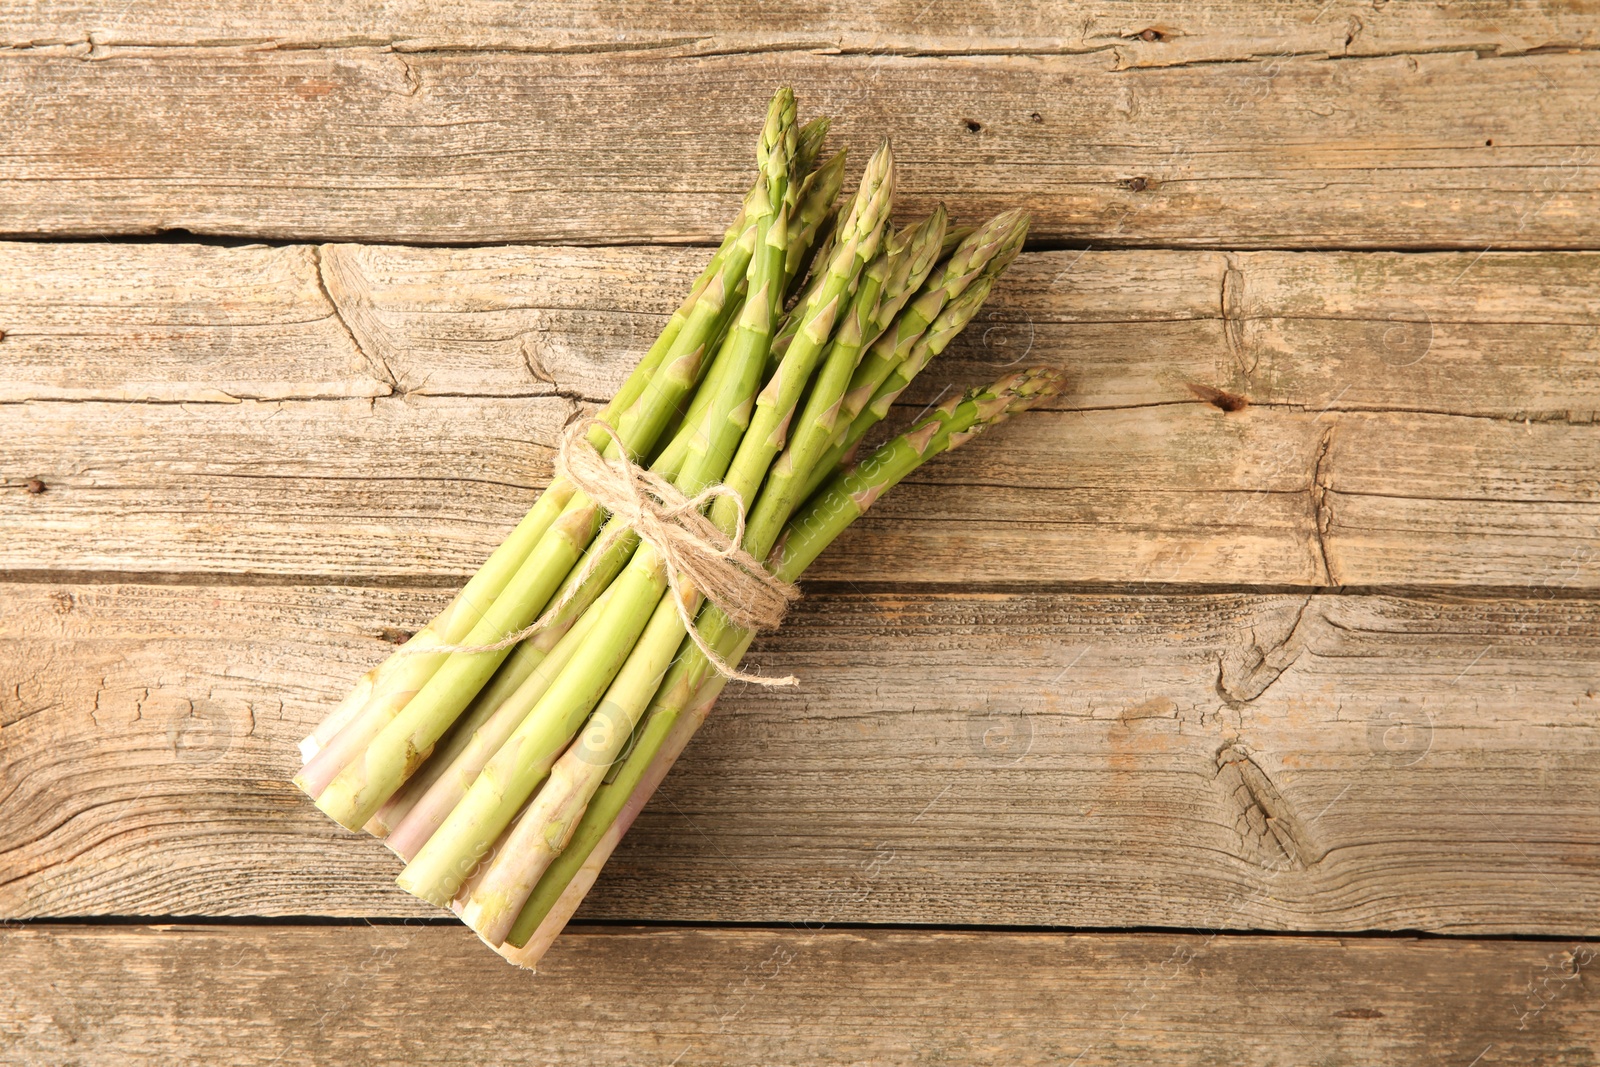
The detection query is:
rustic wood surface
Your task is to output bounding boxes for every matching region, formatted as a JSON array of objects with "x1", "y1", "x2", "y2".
[
  {"x1": 4, "y1": 925, "x2": 1597, "y2": 1066},
  {"x1": 3, "y1": 46, "x2": 1599, "y2": 246},
  {"x1": 6, "y1": 244, "x2": 1599, "y2": 588},
  {"x1": 5, "y1": 581, "x2": 1597, "y2": 931},
  {"x1": 7, "y1": 0, "x2": 1597, "y2": 57},
  {"x1": 8, "y1": 242, "x2": 1600, "y2": 412},
  {"x1": 3, "y1": 1, "x2": 1598, "y2": 1062}
]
